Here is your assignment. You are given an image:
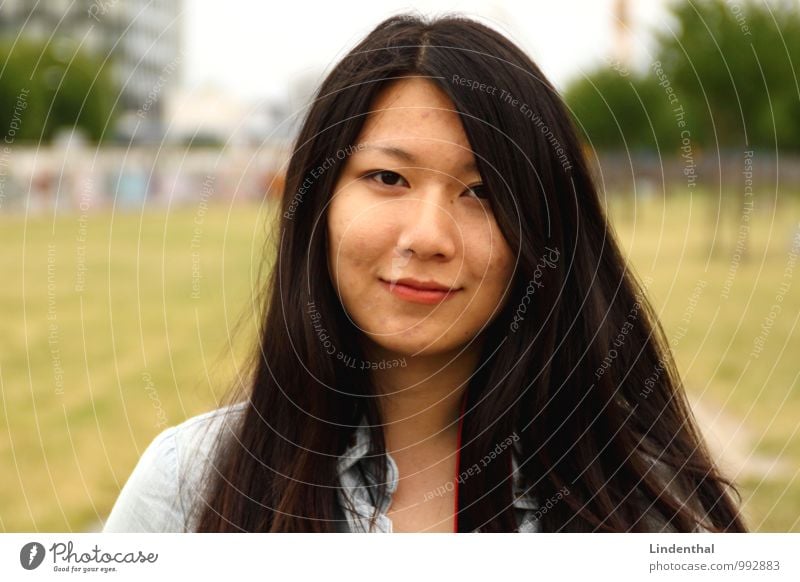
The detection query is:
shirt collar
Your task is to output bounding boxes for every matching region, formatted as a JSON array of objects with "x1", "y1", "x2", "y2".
[{"x1": 337, "y1": 417, "x2": 538, "y2": 510}]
